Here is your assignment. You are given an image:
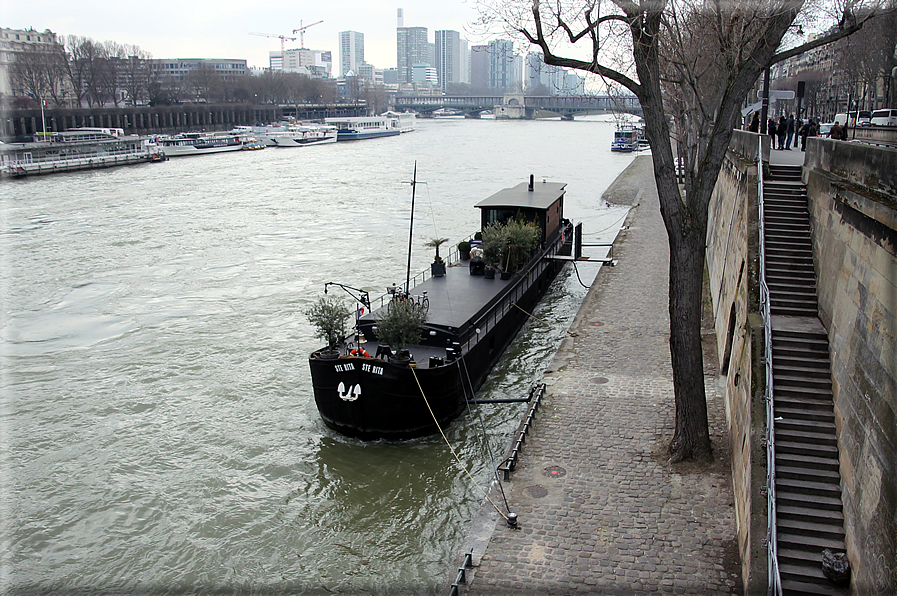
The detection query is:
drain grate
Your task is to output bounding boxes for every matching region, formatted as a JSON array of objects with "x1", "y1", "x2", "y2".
[{"x1": 525, "y1": 485, "x2": 549, "y2": 498}]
